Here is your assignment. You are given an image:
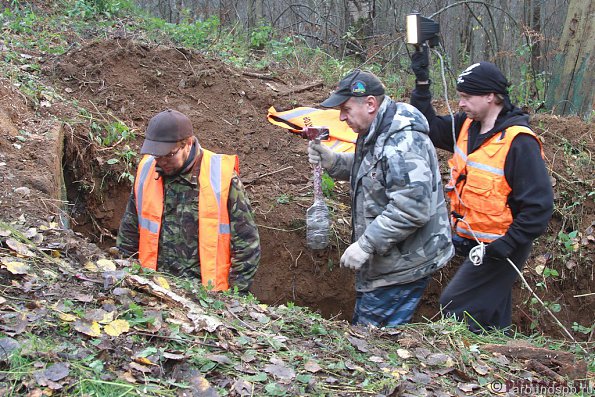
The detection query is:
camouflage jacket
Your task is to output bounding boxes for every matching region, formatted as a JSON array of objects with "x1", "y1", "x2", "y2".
[
  {"x1": 116, "y1": 149, "x2": 260, "y2": 293},
  {"x1": 327, "y1": 98, "x2": 454, "y2": 292}
]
